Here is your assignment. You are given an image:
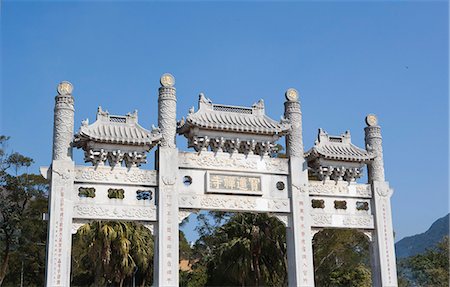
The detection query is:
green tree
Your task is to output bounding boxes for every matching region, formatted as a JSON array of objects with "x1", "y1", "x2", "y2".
[
  {"x1": 399, "y1": 236, "x2": 449, "y2": 287},
  {"x1": 195, "y1": 212, "x2": 287, "y2": 287},
  {"x1": 72, "y1": 221, "x2": 153, "y2": 287},
  {"x1": 313, "y1": 229, "x2": 372, "y2": 287},
  {"x1": 0, "y1": 136, "x2": 48, "y2": 286}
]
